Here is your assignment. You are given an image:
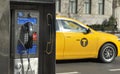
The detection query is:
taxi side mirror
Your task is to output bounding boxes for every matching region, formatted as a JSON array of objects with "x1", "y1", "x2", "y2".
[
  {"x1": 83, "y1": 28, "x2": 91, "y2": 34},
  {"x1": 86, "y1": 28, "x2": 91, "y2": 33}
]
